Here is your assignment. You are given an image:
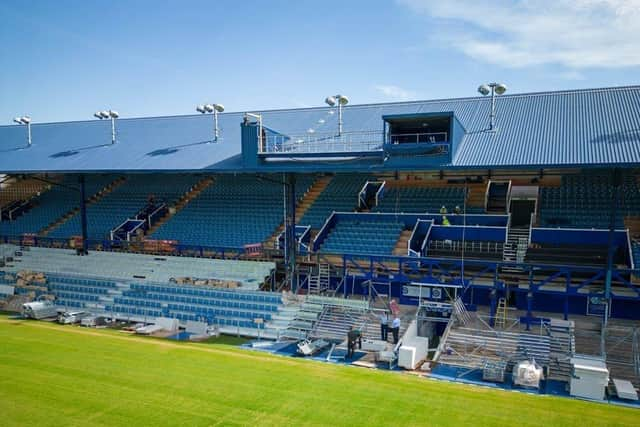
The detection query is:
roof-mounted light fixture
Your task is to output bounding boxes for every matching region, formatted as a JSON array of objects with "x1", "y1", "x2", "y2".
[
  {"x1": 13, "y1": 116, "x2": 32, "y2": 147},
  {"x1": 93, "y1": 109, "x2": 119, "y2": 144},
  {"x1": 325, "y1": 94, "x2": 349, "y2": 136},
  {"x1": 478, "y1": 83, "x2": 507, "y2": 131},
  {"x1": 196, "y1": 103, "x2": 225, "y2": 142}
]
